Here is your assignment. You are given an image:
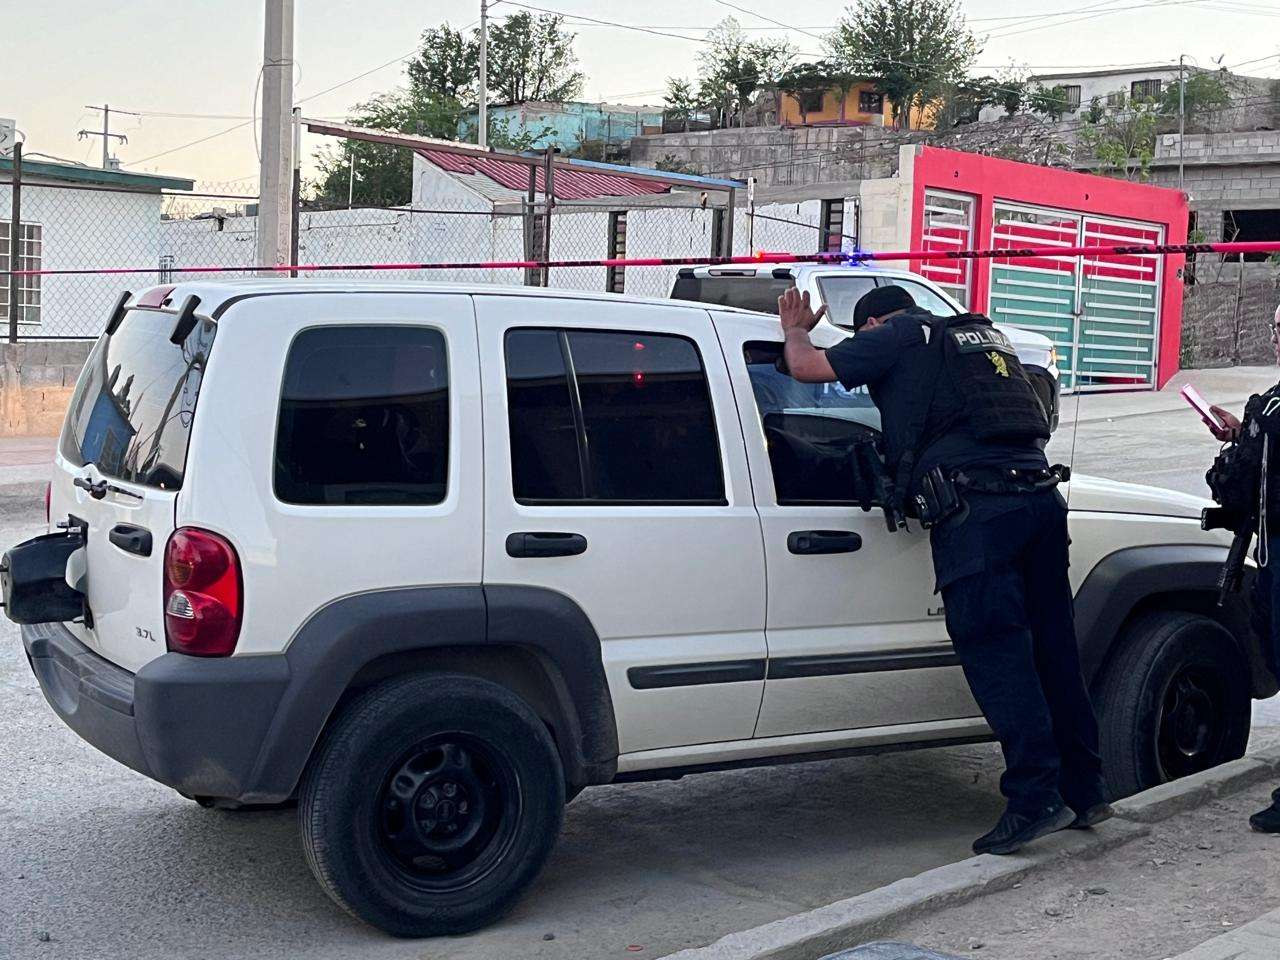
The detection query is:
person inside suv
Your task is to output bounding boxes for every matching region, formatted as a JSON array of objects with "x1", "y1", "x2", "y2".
[{"x1": 775, "y1": 283, "x2": 1111, "y2": 856}]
